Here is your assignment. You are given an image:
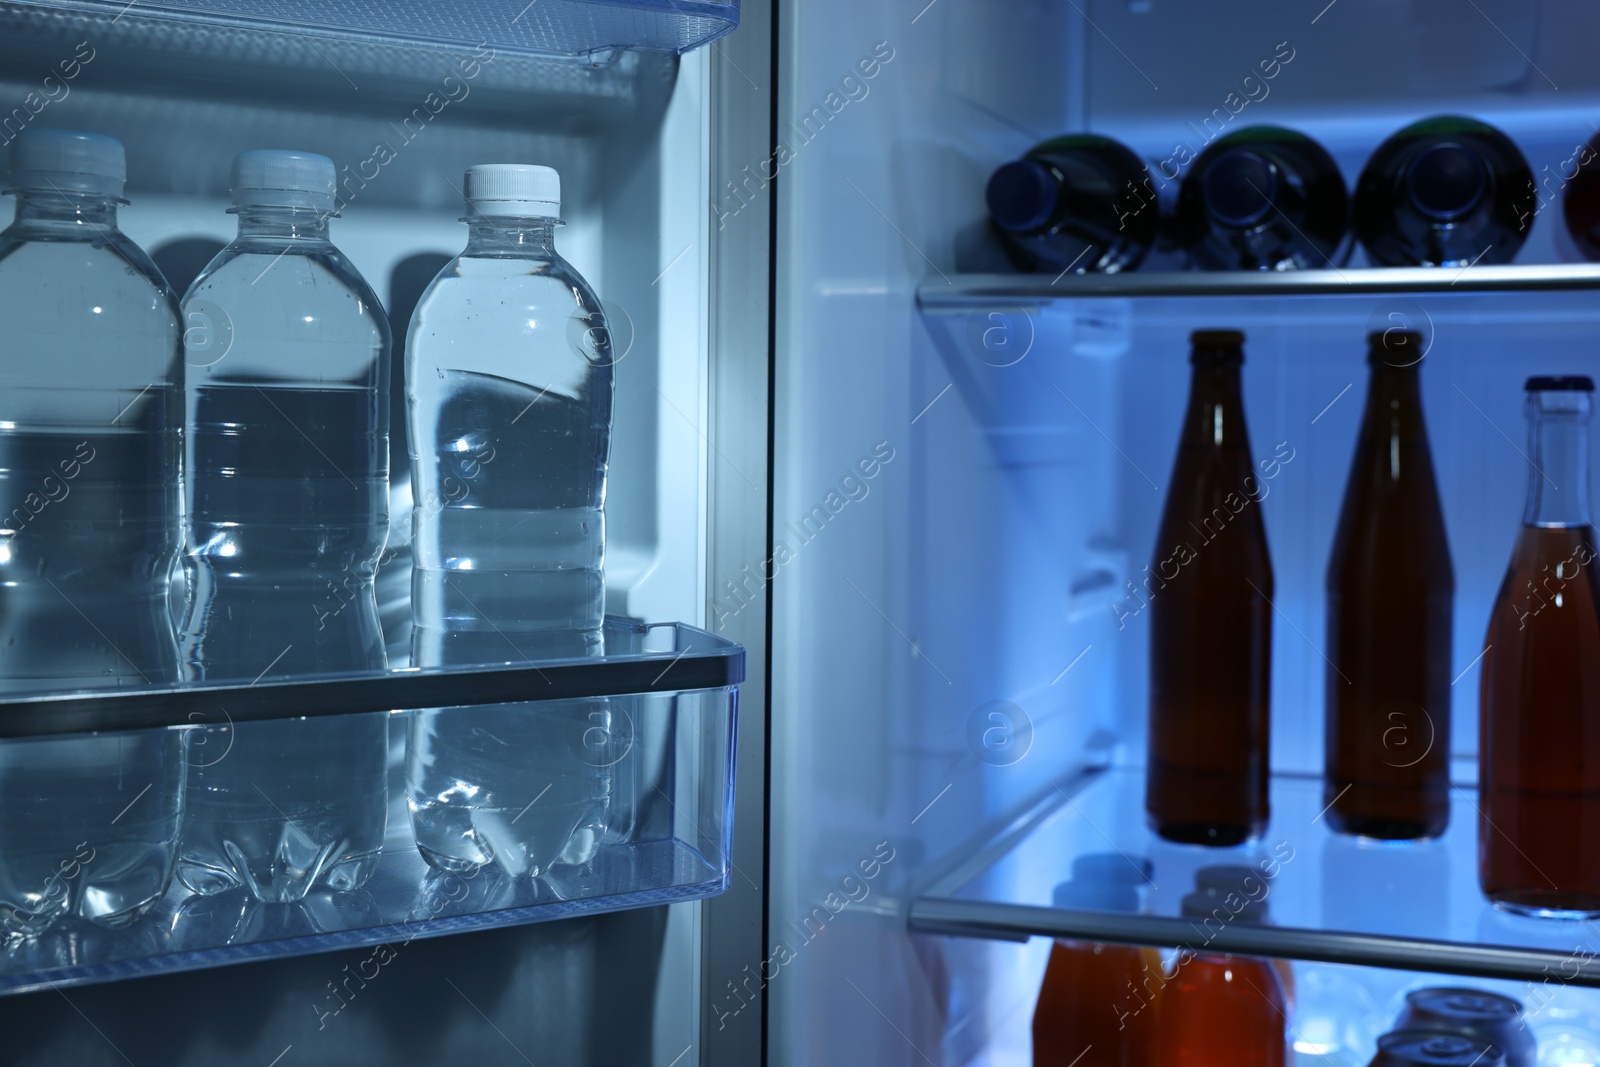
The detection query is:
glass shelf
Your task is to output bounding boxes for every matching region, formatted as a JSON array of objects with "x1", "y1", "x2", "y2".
[
  {"x1": 18, "y1": 0, "x2": 738, "y2": 61},
  {"x1": 917, "y1": 264, "x2": 1600, "y2": 307},
  {"x1": 0, "y1": 619, "x2": 741, "y2": 994},
  {"x1": 910, "y1": 767, "x2": 1600, "y2": 988}
]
